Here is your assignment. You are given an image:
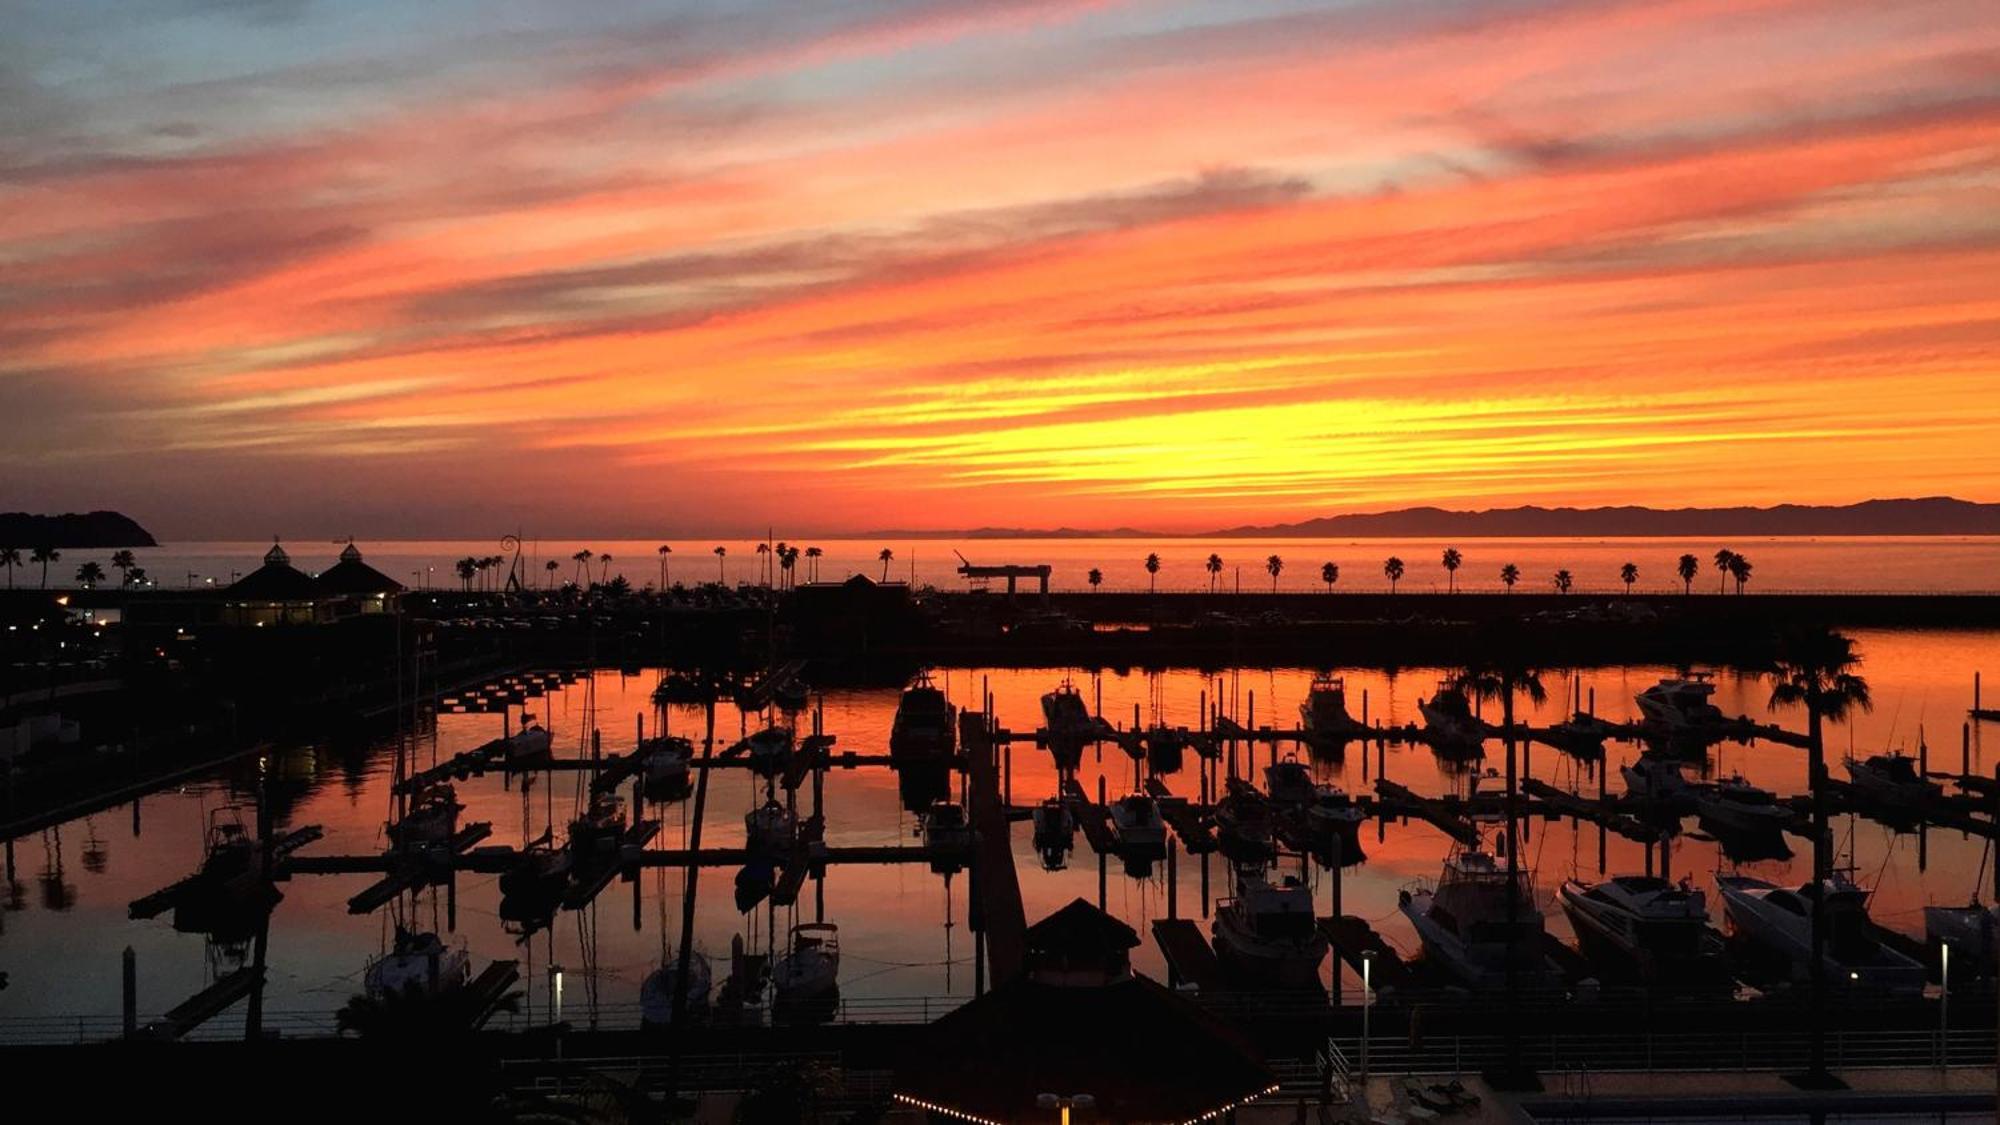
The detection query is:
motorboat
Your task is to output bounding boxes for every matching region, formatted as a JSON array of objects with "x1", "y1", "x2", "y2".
[
  {"x1": 199, "y1": 808, "x2": 258, "y2": 880},
  {"x1": 363, "y1": 928, "x2": 470, "y2": 1000},
  {"x1": 745, "y1": 799, "x2": 797, "y2": 854},
  {"x1": 1717, "y1": 874, "x2": 1924, "y2": 994},
  {"x1": 743, "y1": 726, "x2": 794, "y2": 773},
  {"x1": 1263, "y1": 757, "x2": 1315, "y2": 806},
  {"x1": 734, "y1": 858, "x2": 776, "y2": 912},
  {"x1": 642, "y1": 737, "x2": 693, "y2": 796},
  {"x1": 1843, "y1": 752, "x2": 1941, "y2": 806},
  {"x1": 1621, "y1": 756, "x2": 1696, "y2": 806},
  {"x1": 1040, "y1": 681, "x2": 1097, "y2": 762},
  {"x1": 499, "y1": 839, "x2": 573, "y2": 901},
  {"x1": 1306, "y1": 785, "x2": 1367, "y2": 841},
  {"x1": 773, "y1": 922, "x2": 841, "y2": 1004},
  {"x1": 1635, "y1": 674, "x2": 1724, "y2": 731},
  {"x1": 1924, "y1": 902, "x2": 1999, "y2": 971},
  {"x1": 1418, "y1": 684, "x2": 1486, "y2": 756},
  {"x1": 1398, "y1": 846, "x2": 1559, "y2": 991},
  {"x1": 1212, "y1": 870, "x2": 1329, "y2": 988},
  {"x1": 1031, "y1": 797, "x2": 1075, "y2": 870},
  {"x1": 1109, "y1": 793, "x2": 1166, "y2": 856},
  {"x1": 890, "y1": 673, "x2": 957, "y2": 764},
  {"x1": 504, "y1": 721, "x2": 553, "y2": 763},
  {"x1": 567, "y1": 792, "x2": 628, "y2": 860},
  {"x1": 772, "y1": 678, "x2": 810, "y2": 712},
  {"x1": 1693, "y1": 775, "x2": 1791, "y2": 834},
  {"x1": 388, "y1": 785, "x2": 461, "y2": 848},
  {"x1": 1214, "y1": 791, "x2": 1275, "y2": 862},
  {"x1": 1299, "y1": 674, "x2": 1354, "y2": 742},
  {"x1": 1557, "y1": 876, "x2": 1724, "y2": 982},
  {"x1": 640, "y1": 951, "x2": 713, "y2": 1028},
  {"x1": 921, "y1": 800, "x2": 974, "y2": 854}
]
